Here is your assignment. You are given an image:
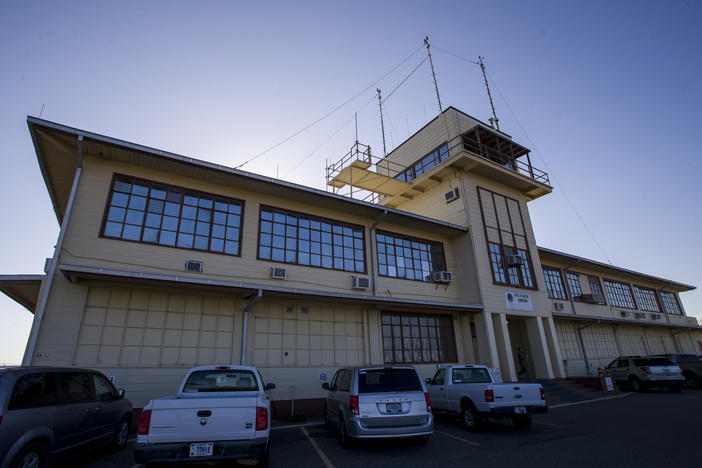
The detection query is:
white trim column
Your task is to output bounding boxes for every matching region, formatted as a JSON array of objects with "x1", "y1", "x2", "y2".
[
  {"x1": 526, "y1": 316, "x2": 554, "y2": 379},
  {"x1": 543, "y1": 316, "x2": 566, "y2": 378},
  {"x1": 492, "y1": 313, "x2": 517, "y2": 382}
]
